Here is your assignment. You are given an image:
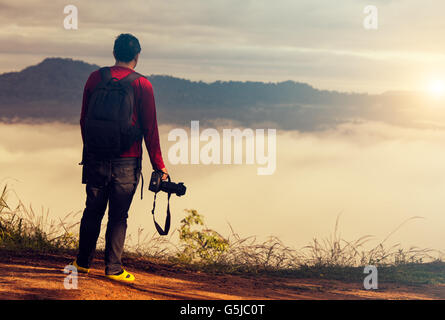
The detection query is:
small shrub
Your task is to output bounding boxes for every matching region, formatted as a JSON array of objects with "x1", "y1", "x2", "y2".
[{"x1": 177, "y1": 209, "x2": 229, "y2": 264}]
